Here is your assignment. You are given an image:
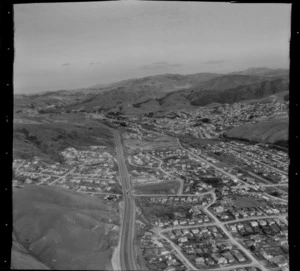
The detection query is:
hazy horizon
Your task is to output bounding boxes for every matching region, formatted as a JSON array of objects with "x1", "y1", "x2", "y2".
[{"x1": 14, "y1": 1, "x2": 291, "y2": 94}]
